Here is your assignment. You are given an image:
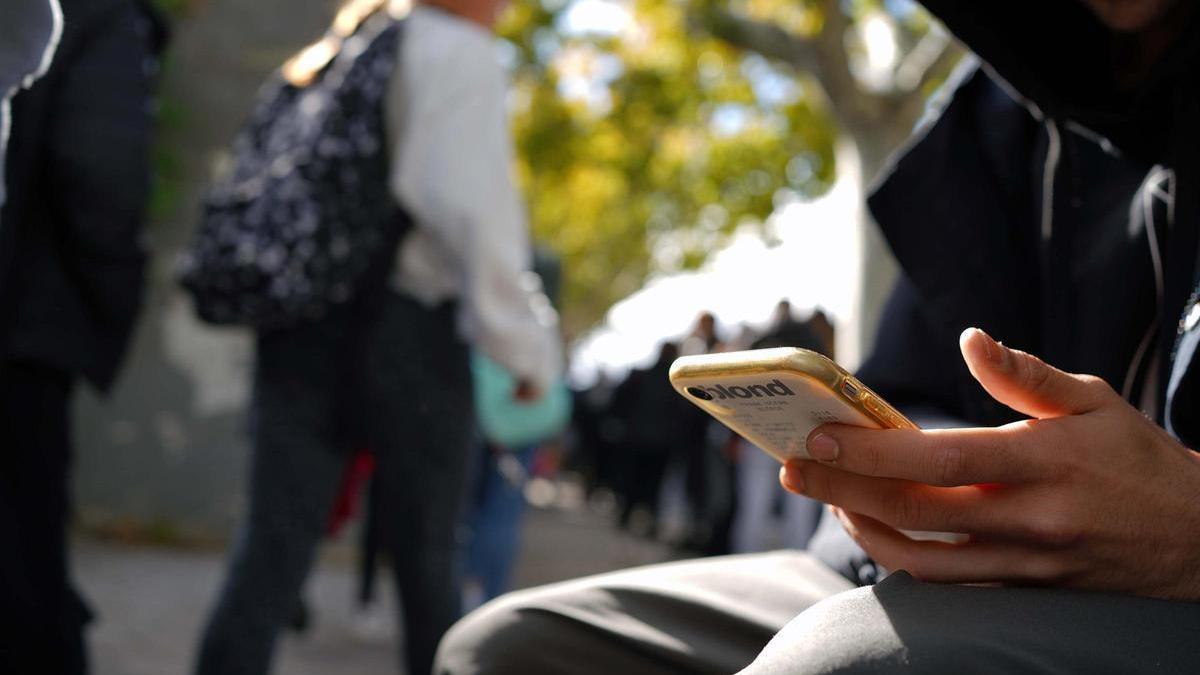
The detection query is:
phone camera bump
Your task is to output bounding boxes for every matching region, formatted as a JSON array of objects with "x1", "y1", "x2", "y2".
[{"x1": 686, "y1": 386, "x2": 714, "y2": 401}]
